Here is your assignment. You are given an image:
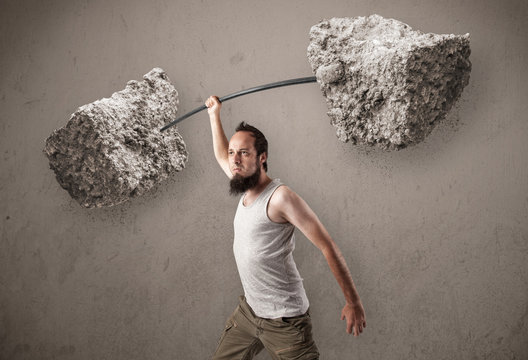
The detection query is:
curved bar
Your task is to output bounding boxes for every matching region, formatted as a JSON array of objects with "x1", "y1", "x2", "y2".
[{"x1": 160, "y1": 76, "x2": 317, "y2": 132}]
